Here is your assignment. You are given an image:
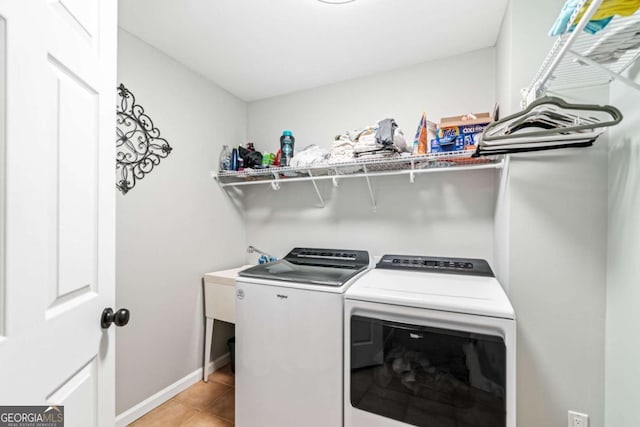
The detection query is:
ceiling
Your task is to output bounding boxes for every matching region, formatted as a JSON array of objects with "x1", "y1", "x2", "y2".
[{"x1": 119, "y1": 0, "x2": 509, "y2": 102}]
